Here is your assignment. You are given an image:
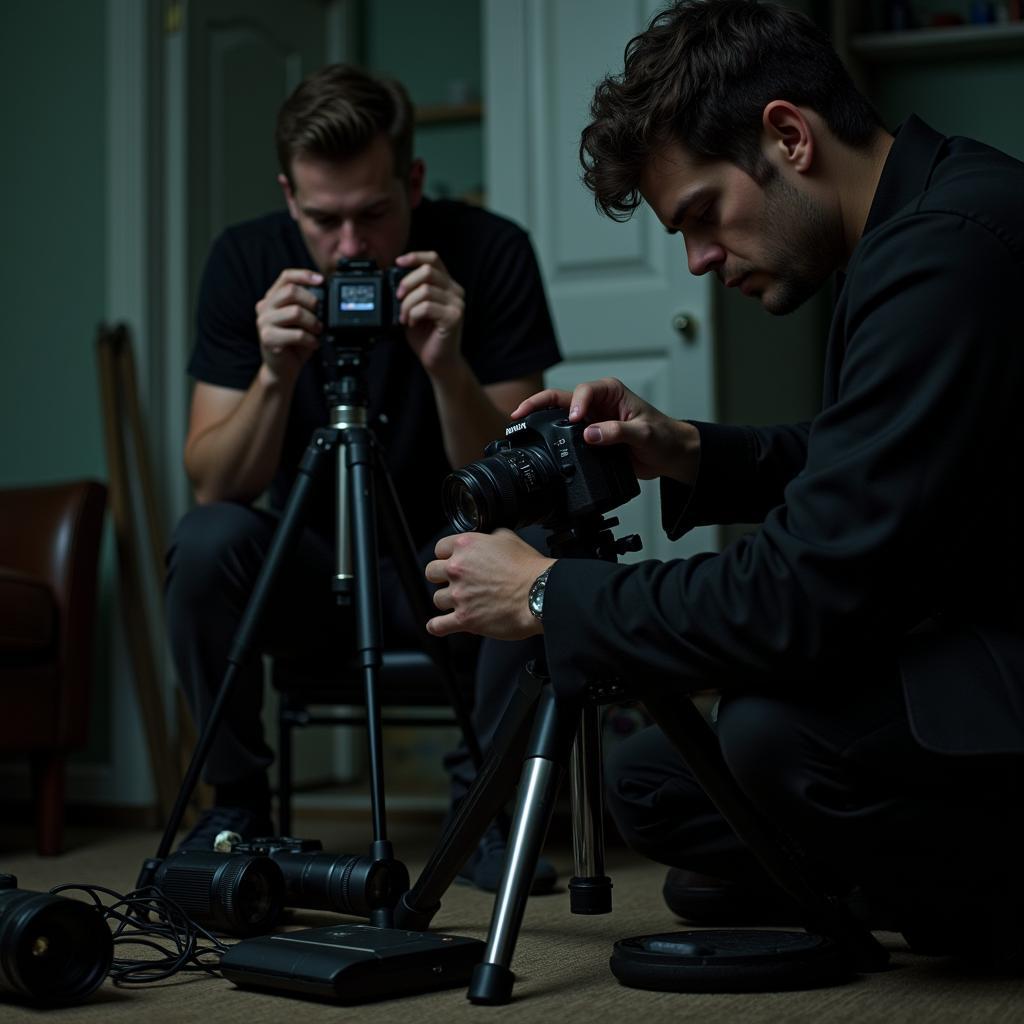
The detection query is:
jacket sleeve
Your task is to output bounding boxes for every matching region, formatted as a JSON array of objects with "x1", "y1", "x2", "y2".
[
  {"x1": 542, "y1": 211, "x2": 1024, "y2": 698},
  {"x1": 660, "y1": 420, "x2": 812, "y2": 539}
]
